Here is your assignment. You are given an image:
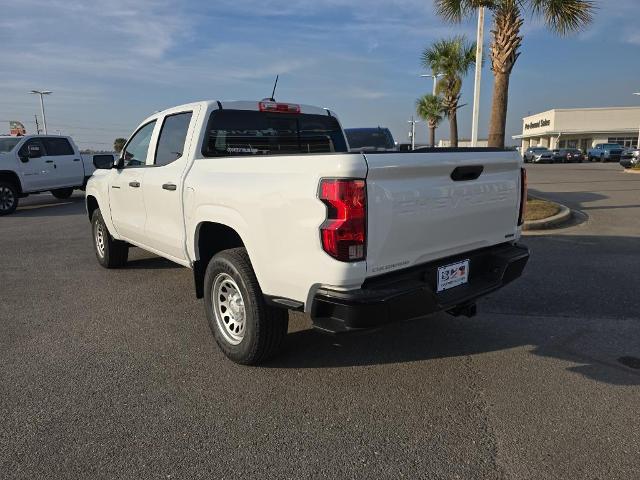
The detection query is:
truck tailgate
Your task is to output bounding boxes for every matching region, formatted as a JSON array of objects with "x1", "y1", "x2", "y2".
[{"x1": 364, "y1": 151, "x2": 522, "y2": 277}]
